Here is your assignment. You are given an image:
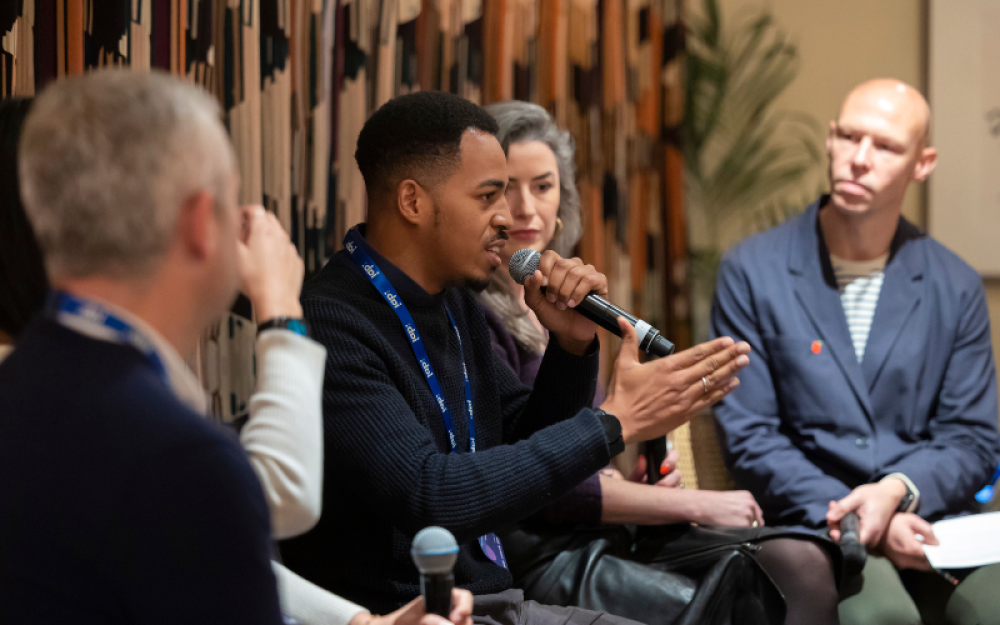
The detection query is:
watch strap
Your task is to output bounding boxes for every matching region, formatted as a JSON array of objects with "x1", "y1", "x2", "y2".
[
  {"x1": 257, "y1": 316, "x2": 310, "y2": 337},
  {"x1": 882, "y1": 473, "x2": 919, "y2": 513}
]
